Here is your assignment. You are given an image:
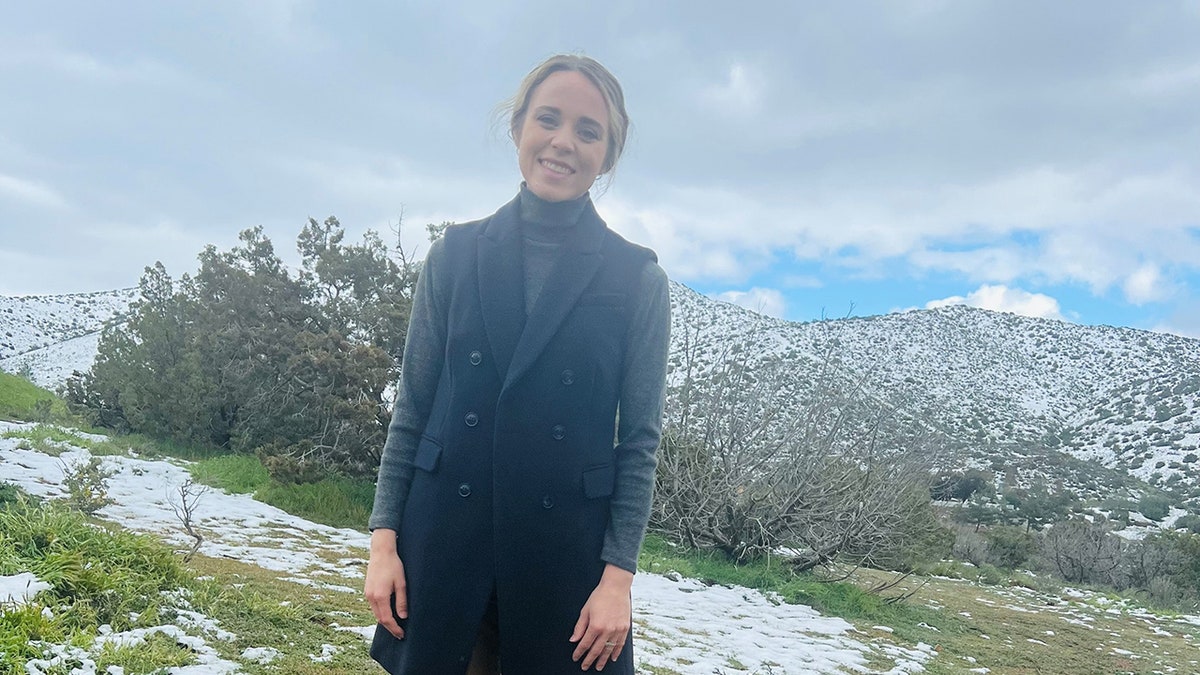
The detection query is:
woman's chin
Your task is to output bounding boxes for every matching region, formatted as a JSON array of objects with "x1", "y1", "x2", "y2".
[{"x1": 527, "y1": 180, "x2": 585, "y2": 203}]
